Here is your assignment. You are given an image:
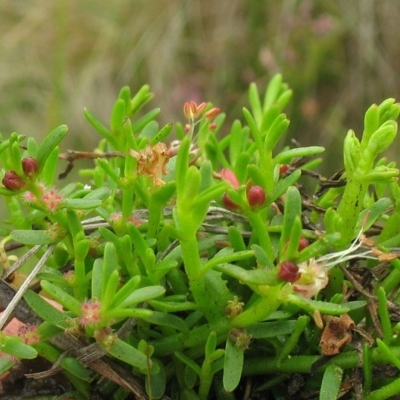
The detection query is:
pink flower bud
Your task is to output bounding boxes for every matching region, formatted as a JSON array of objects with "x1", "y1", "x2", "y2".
[
  {"x1": 80, "y1": 299, "x2": 102, "y2": 327},
  {"x1": 298, "y1": 237, "x2": 309, "y2": 251},
  {"x1": 21, "y1": 157, "x2": 38, "y2": 178},
  {"x1": 2, "y1": 170, "x2": 25, "y2": 191},
  {"x1": 18, "y1": 324, "x2": 40, "y2": 345},
  {"x1": 247, "y1": 185, "x2": 266, "y2": 208},
  {"x1": 221, "y1": 168, "x2": 240, "y2": 189},
  {"x1": 204, "y1": 107, "x2": 220, "y2": 121},
  {"x1": 277, "y1": 261, "x2": 301, "y2": 283},
  {"x1": 183, "y1": 101, "x2": 207, "y2": 119},
  {"x1": 183, "y1": 101, "x2": 195, "y2": 119},
  {"x1": 222, "y1": 193, "x2": 240, "y2": 211}
]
